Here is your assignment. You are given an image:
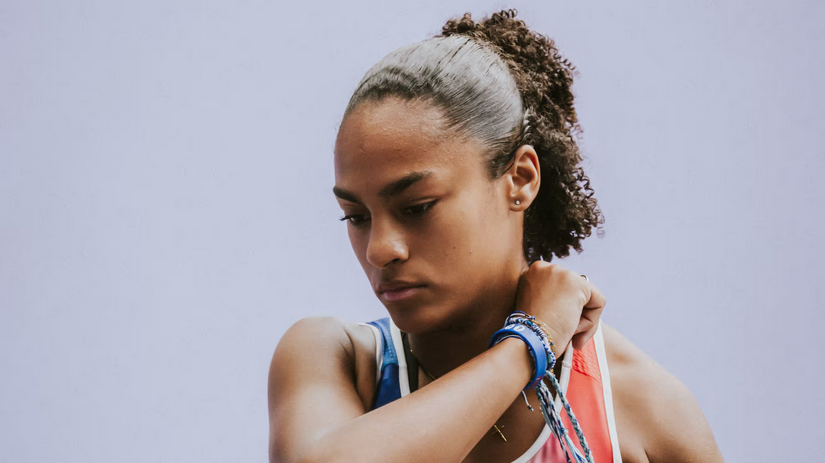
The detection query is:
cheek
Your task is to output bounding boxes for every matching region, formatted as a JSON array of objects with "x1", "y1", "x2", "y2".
[
  {"x1": 347, "y1": 227, "x2": 370, "y2": 265},
  {"x1": 454, "y1": 195, "x2": 512, "y2": 266},
  {"x1": 422, "y1": 198, "x2": 497, "y2": 265},
  {"x1": 411, "y1": 199, "x2": 510, "y2": 310}
]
